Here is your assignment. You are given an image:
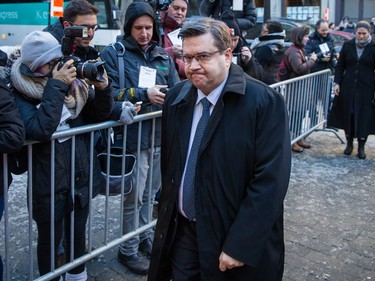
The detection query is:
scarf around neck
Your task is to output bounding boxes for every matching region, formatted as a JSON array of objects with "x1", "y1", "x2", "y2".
[
  {"x1": 11, "y1": 58, "x2": 89, "y2": 119},
  {"x1": 250, "y1": 31, "x2": 286, "y2": 51},
  {"x1": 355, "y1": 34, "x2": 372, "y2": 48}
]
